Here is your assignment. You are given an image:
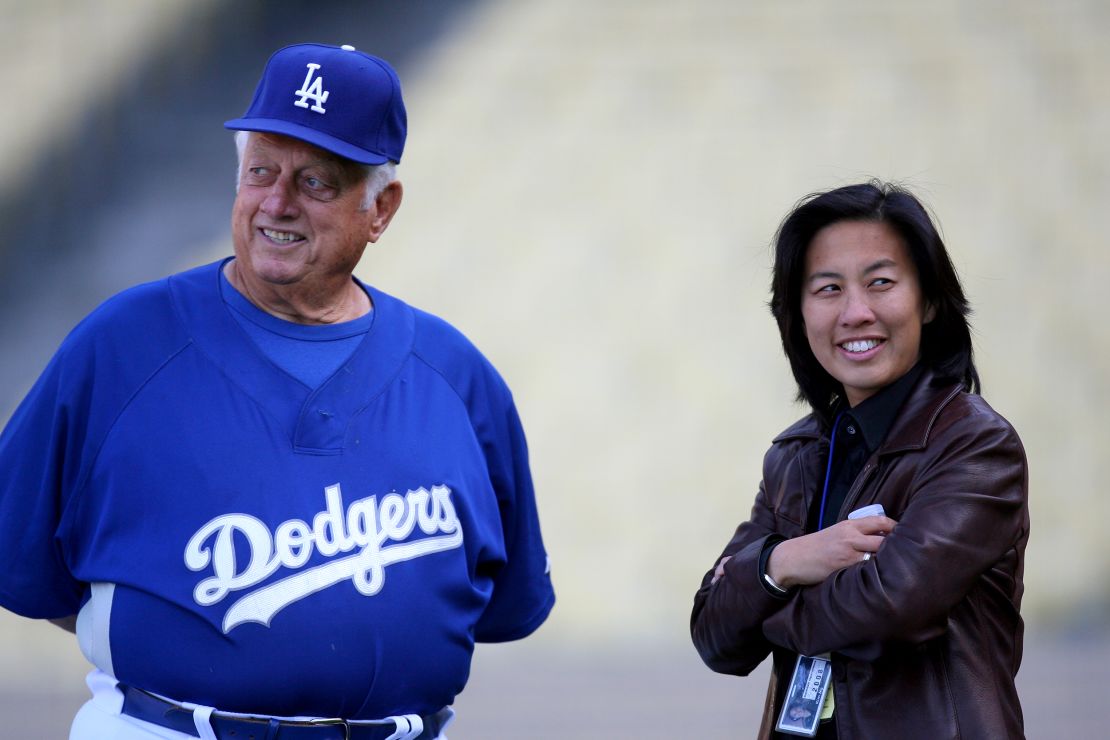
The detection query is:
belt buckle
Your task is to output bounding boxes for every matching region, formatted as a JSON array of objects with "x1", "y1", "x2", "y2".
[{"x1": 309, "y1": 717, "x2": 351, "y2": 740}]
